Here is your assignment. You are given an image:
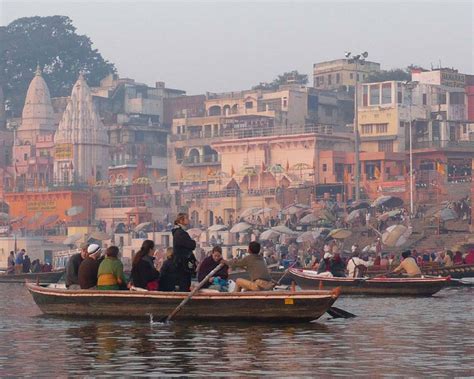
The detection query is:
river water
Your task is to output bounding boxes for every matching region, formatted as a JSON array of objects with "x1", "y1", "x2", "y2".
[{"x1": 0, "y1": 284, "x2": 473, "y2": 377}]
